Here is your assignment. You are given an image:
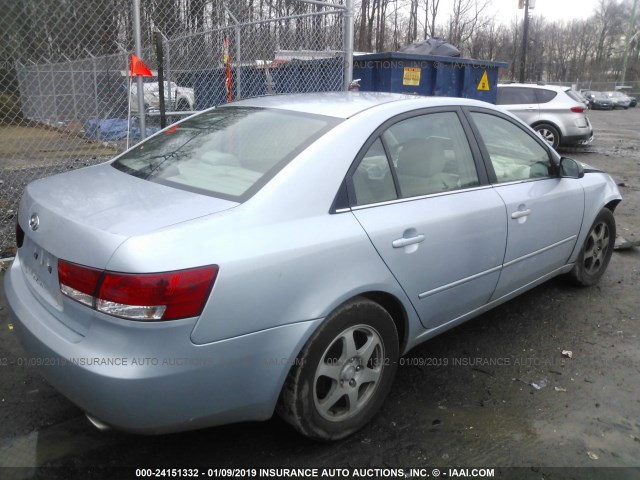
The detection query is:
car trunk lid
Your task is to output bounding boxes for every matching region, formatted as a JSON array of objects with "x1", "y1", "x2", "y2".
[{"x1": 17, "y1": 163, "x2": 237, "y2": 333}]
